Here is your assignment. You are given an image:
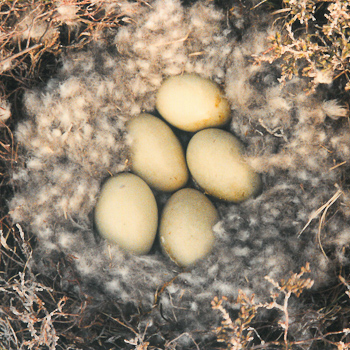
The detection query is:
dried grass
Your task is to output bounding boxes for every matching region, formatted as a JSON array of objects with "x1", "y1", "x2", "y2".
[
  {"x1": 298, "y1": 186, "x2": 344, "y2": 259},
  {"x1": 254, "y1": 0, "x2": 350, "y2": 94}
]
